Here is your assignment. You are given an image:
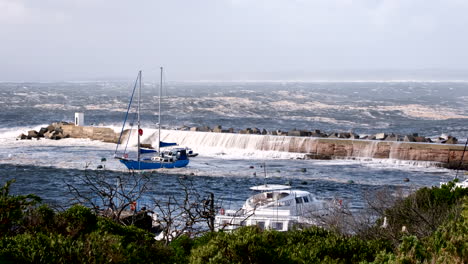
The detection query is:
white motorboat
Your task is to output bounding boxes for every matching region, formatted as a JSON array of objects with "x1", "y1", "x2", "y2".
[{"x1": 215, "y1": 184, "x2": 326, "y2": 232}]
